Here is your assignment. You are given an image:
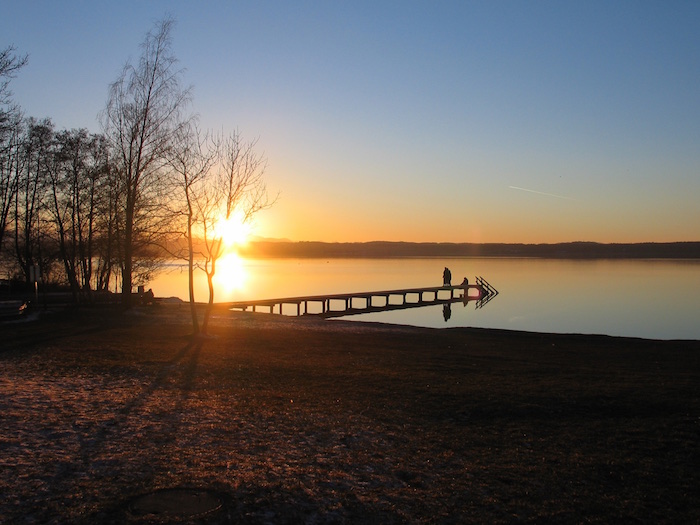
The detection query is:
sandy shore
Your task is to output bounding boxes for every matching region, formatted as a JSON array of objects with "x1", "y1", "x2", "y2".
[{"x1": 1, "y1": 304, "x2": 699, "y2": 523}]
